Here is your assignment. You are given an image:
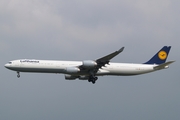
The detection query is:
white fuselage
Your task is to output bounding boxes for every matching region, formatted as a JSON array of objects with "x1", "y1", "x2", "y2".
[{"x1": 5, "y1": 59, "x2": 157, "y2": 76}]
